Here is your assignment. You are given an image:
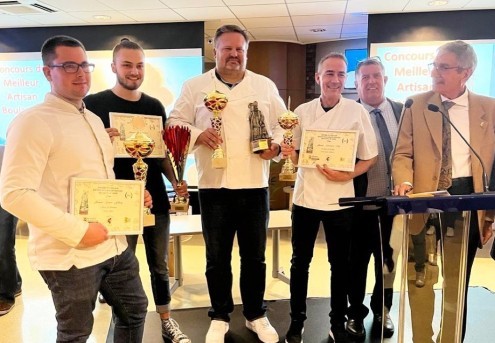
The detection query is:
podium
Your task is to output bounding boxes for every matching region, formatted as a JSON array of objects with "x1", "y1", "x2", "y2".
[{"x1": 340, "y1": 193, "x2": 495, "y2": 343}]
